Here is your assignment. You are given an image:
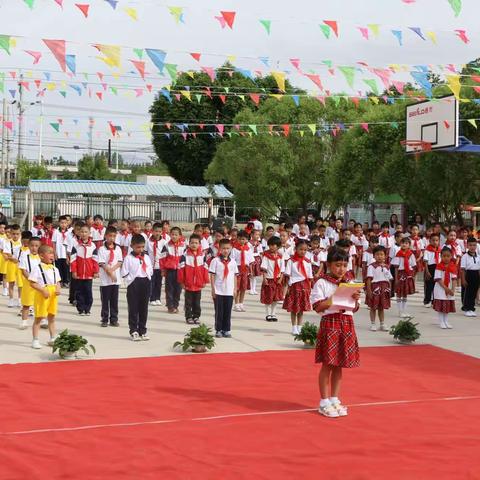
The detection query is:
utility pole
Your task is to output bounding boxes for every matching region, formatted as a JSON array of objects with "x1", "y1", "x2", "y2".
[
  {"x1": 17, "y1": 72, "x2": 24, "y2": 162},
  {"x1": 38, "y1": 101, "x2": 44, "y2": 165},
  {"x1": 6, "y1": 104, "x2": 11, "y2": 187},
  {"x1": 1, "y1": 98, "x2": 6, "y2": 187},
  {"x1": 88, "y1": 117, "x2": 94, "y2": 154}
]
